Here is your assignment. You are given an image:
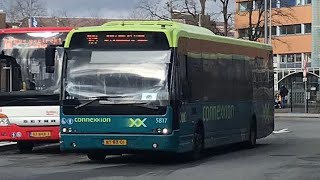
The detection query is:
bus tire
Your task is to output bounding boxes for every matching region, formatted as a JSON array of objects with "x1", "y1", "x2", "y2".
[
  {"x1": 87, "y1": 152, "x2": 106, "y2": 161},
  {"x1": 191, "y1": 122, "x2": 204, "y2": 161},
  {"x1": 17, "y1": 141, "x2": 34, "y2": 153},
  {"x1": 245, "y1": 118, "x2": 257, "y2": 149}
]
